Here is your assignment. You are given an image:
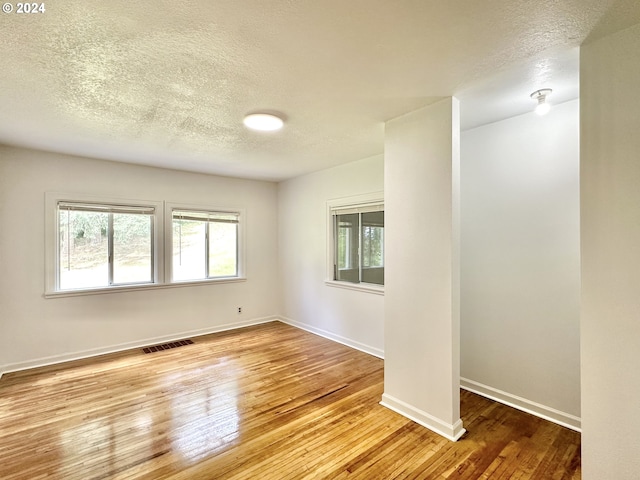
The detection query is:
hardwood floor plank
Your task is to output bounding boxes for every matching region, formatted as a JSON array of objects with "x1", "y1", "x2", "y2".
[{"x1": 0, "y1": 321, "x2": 581, "y2": 479}]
